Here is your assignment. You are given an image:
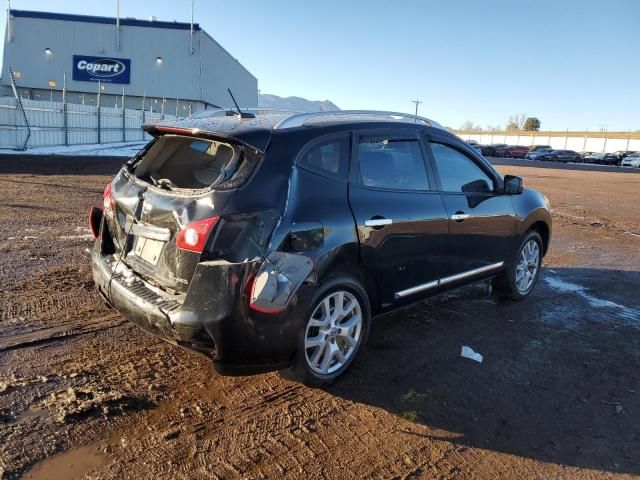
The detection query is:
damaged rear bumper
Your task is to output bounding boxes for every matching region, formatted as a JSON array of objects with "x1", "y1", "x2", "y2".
[
  {"x1": 91, "y1": 248, "x2": 315, "y2": 376},
  {"x1": 92, "y1": 251, "x2": 215, "y2": 356}
]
